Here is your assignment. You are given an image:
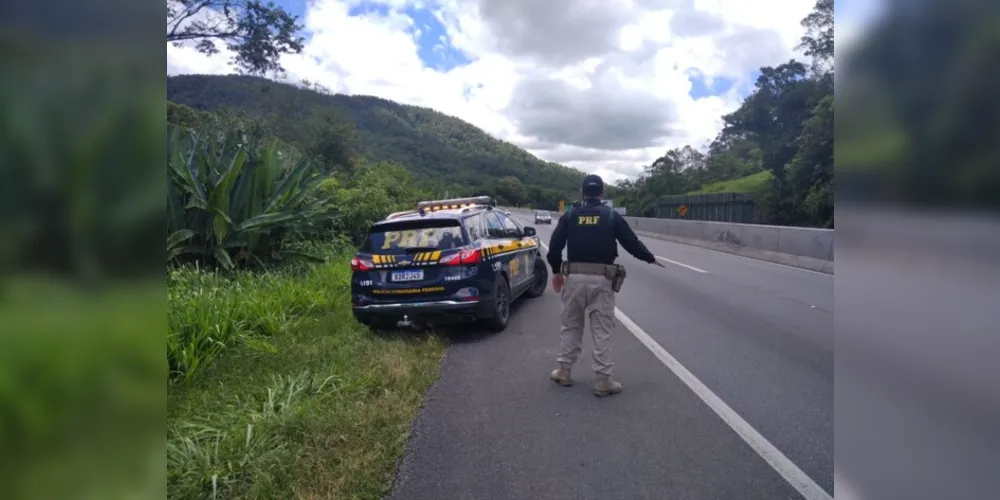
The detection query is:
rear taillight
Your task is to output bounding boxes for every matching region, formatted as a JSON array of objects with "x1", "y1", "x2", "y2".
[
  {"x1": 439, "y1": 249, "x2": 481, "y2": 266},
  {"x1": 350, "y1": 256, "x2": 373, "y2": 272}
]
